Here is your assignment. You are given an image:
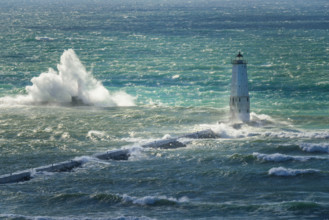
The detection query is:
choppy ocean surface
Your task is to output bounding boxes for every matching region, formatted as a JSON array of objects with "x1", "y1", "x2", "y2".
[{"x1": 0, "y1": 0, "x2": 329, "y2": 219}]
